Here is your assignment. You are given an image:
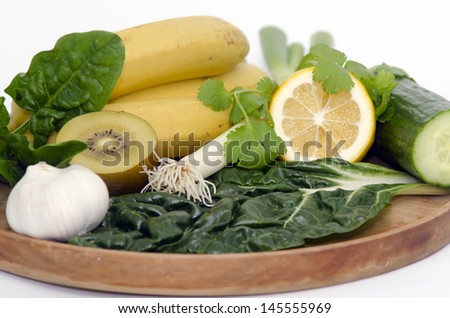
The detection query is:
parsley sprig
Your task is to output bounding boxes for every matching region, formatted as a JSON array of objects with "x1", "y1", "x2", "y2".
[{"x1": 197, "y1": 77, "x2": 286, "y2": 169}]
